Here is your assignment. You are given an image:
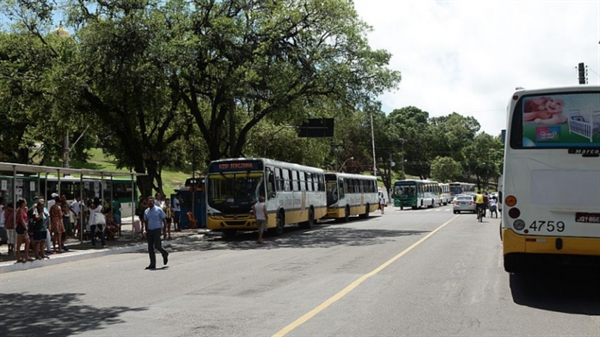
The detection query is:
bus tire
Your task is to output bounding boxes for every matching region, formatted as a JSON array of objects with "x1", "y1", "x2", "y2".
[
  {"x1": 411, "y1": 206, "x2": 417, "y2": 210},
  {"x1": 222, "y1": 229, "x2": 237, "y2": 241},
  {"x1": 400, "y1": 206, "x2": 403, "y2": 210},
  {"x1": 344, "y1": 205, "x2": 350, "y2": 222},
  {"x1": 359, "y1": 204, "x2": 370, "y2": 218},
  {"x1": 270, "y1": 211, "x2": 285, "y2": 236},
  {"x1": 299, "y1": 207, "x2": 314, "y2": 229}
]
